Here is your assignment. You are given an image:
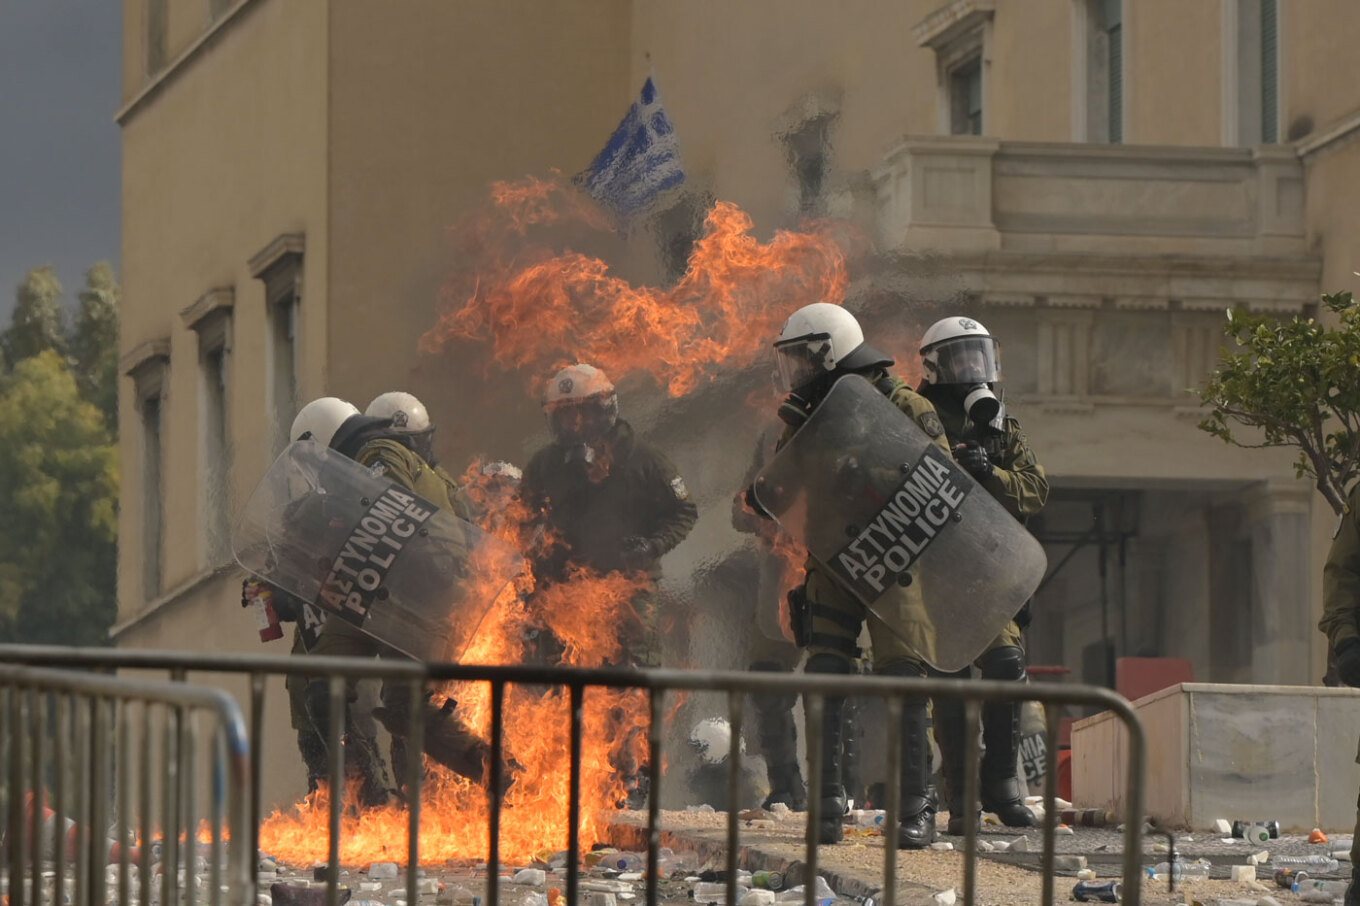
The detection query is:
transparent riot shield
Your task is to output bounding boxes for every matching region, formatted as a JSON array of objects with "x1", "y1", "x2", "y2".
[
  {"x1": 232, "y1": 440, "x2": 524, "y2": 663},
  {"x1": 753, "y1": 375, "x2": 1047, "y2": 672}
]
